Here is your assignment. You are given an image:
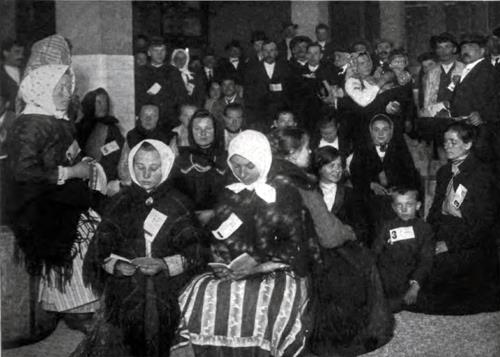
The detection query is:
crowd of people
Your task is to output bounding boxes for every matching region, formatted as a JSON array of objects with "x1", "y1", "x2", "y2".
[{"x1": 1, "y1": 19, "x2": 500, "y2": 357}]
